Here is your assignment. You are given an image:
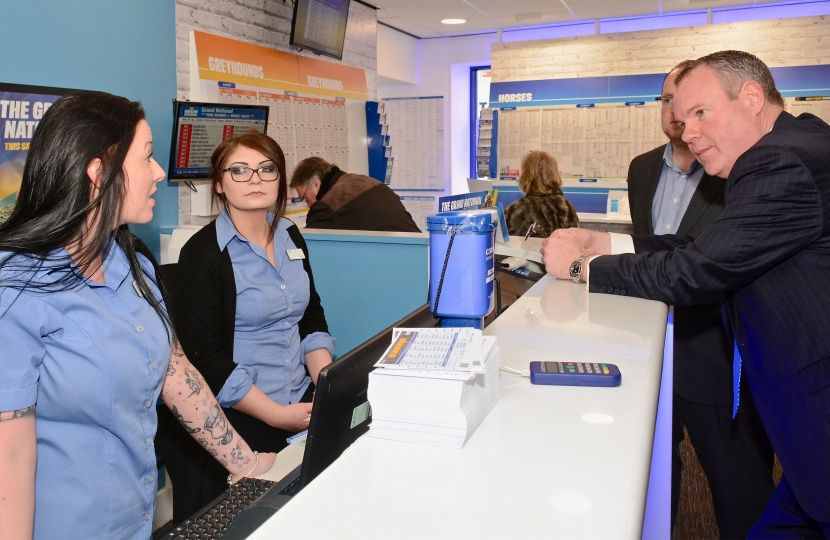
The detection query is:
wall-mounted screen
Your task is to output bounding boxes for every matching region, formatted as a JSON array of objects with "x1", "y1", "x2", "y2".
[
  {"x1": 290, "y1": 0, "x2": 351, "y2": 61},
  {"x1": 168, "y1": 100, "x2": 269, "y2": 180}
]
